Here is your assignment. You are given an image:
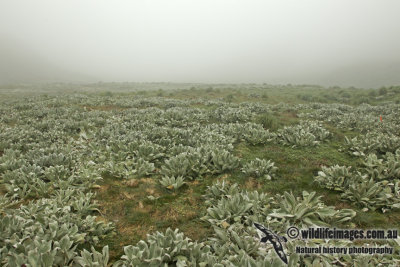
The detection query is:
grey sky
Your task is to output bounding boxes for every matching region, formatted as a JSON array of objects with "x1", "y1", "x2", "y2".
[{"x1": 1, "y1": 0, "x2": 399, "y2": 87}]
